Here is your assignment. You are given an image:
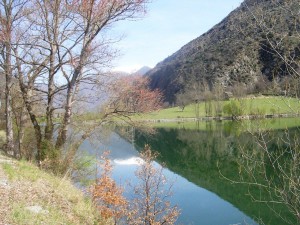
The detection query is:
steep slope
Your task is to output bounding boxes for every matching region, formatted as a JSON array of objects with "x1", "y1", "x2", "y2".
[
  {"x1": 133, "y1": 66, "x2": 152, "y2": 76},
  {"x1": 147, "y1": 0, "x2": 300, "y2": 103},
  {"x1": 0, "y1": 152, "x2": 99, "y2": 224}
]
